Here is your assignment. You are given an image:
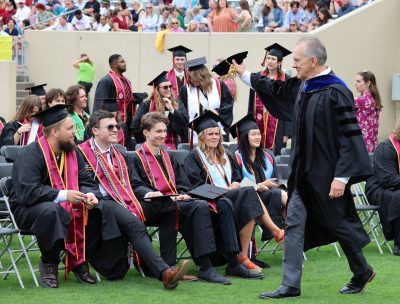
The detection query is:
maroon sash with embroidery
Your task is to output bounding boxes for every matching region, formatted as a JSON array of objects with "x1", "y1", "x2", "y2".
[
  {"x1": 38, "y1": 136, "x2": 86, "y2": 274},
  {"x1": 78, "y1": 140, "x2": 145, "y2": 221},
  {"x1": 167, "y1": 69, "x2": 186, "y2": 99},
  {"x1": 389, "y1": 134, "x2": 400, "y2": 173},
  {"x1": 149, "y1": 100, "x2": 176, "y2": 150},
  {"x1": 109, "y1": 70, "x2": 135, "y2": 123},
  {"x1": 254, "y1": 70, "x2": 285, "y2": 149}
]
